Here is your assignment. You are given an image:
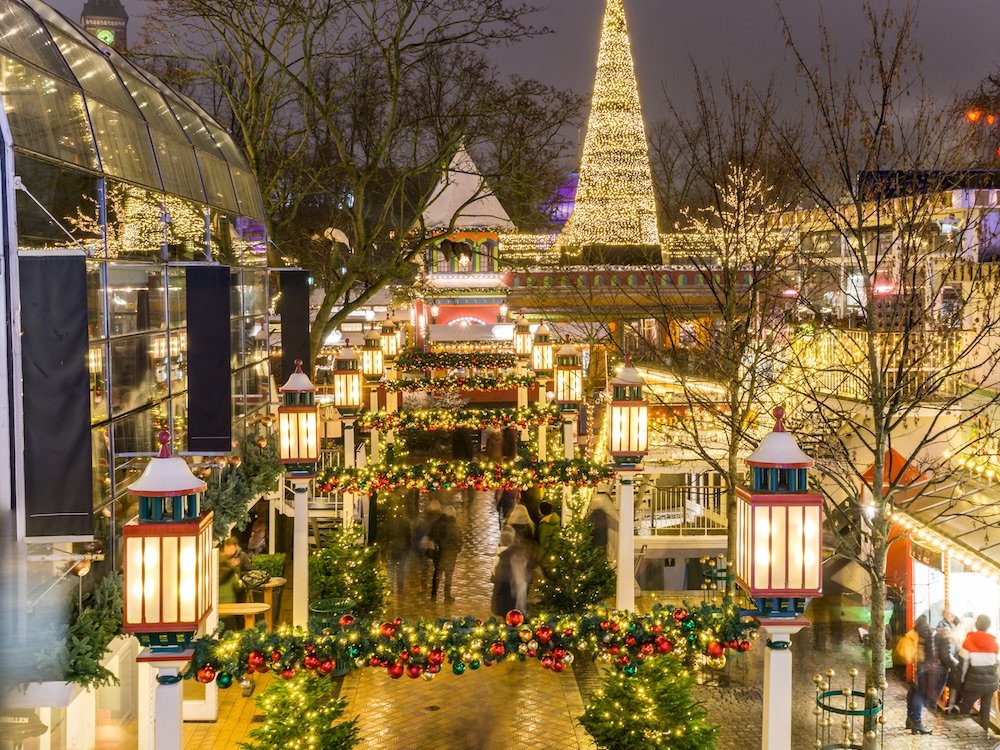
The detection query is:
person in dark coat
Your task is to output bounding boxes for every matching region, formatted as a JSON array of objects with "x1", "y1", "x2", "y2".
[
  {"x1": 451, "y1": 427, "x2": 474, "y2": 460},
  {"x1": 484, "y1": 428, "x2": 504, "y2": 463},
  {"x1": 491, "y1": 526, "x2": 517, "y2": 616},
  {"x1": 936, "y1": 612, "x2": 962, "y2": 712},
  {"x1": 384, "y1": 509, "x2": 411, "y2": 594},
  {"x1": 501, "y1": 427, "x2": 518, "y2": 459},
  {"x1": 429, "y1": 506, "x2": 463, "y2": 602},
  {"x1": 495, "y1": 487, "x2": 518, "y2": 527},
  {"x1": 906, "y1": 614, "x2": 937, "y2": 734},
  {"x1": 959, "y1": 614, "x2": 1000, "y2": 731}
]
